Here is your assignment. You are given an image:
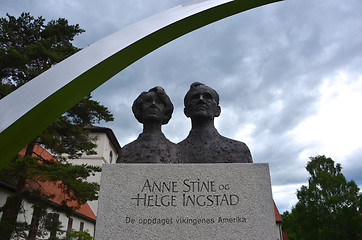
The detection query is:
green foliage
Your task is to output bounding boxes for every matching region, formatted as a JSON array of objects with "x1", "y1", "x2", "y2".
[
  {"x1": 282, "y1": 155, "x2": 362, "y2": 240},
  {"x1": 39, "y1": 213, "x2": 65, "y2": 239},
  {"x1": 1, "y1": 156, "x2": 101, "y2": 206},
  {"x1": 0, "y1": 12, "x2": 84, "y2": 94},
  {"x1": 0, "y1": 156, "x2": 101, "y2": 238},
  {"x1": 41, "y1": 95, "x2": 114, "y2": 160},
  {"x1": 0, "y1": 12, "x2": 113, "y2": 159},
  {"x1": 62, "y1": 229, "x2": 93, "y2": 240},
  {"x1": 0, "y1": 12, "x2": 112, "y2": 240},
  {"x1": 0, "y1": 204, "x2": 29, "y2": 239}
]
